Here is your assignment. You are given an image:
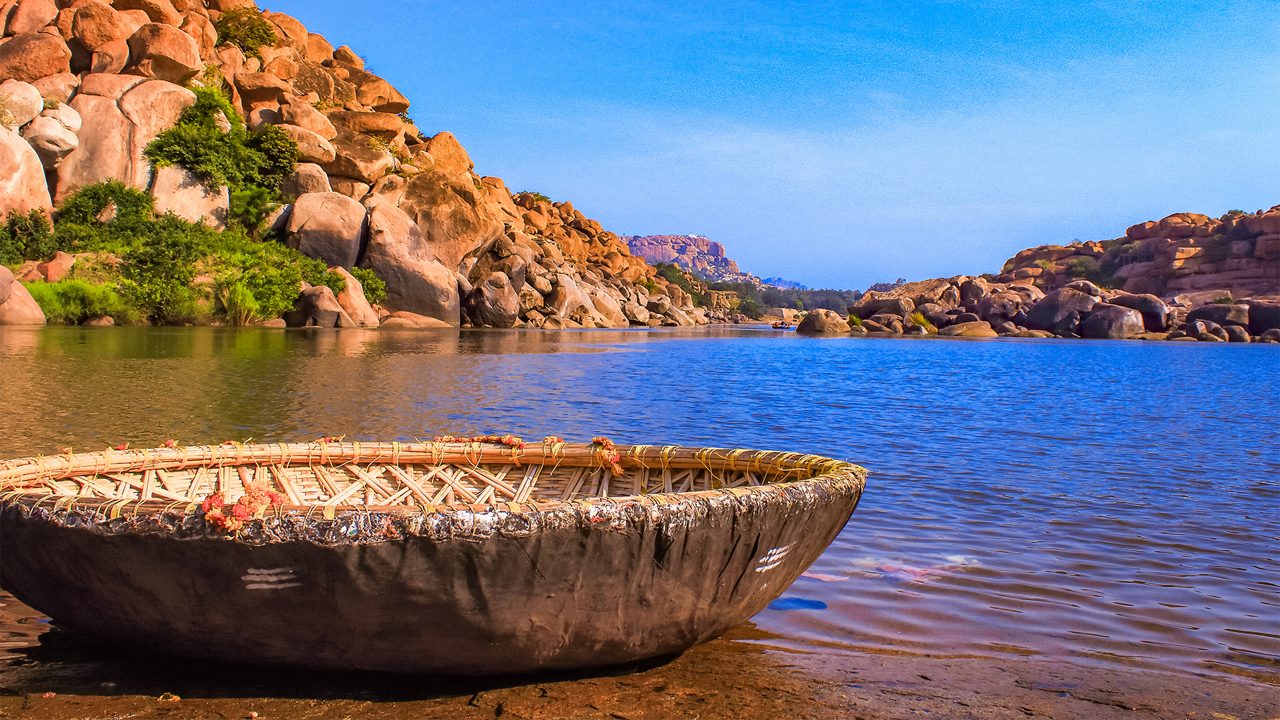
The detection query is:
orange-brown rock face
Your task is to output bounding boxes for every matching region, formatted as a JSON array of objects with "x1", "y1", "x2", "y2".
[
  {"x1": 994, "y1": 207, "x2": 1280, "y2": 300},
  {"x1": 0, "y1": 0, "x2": 700, "y2": 328}
]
